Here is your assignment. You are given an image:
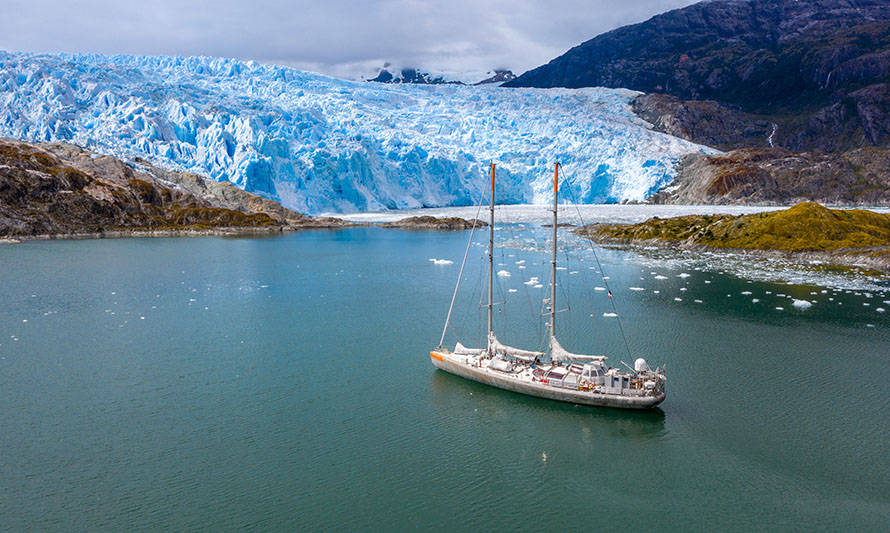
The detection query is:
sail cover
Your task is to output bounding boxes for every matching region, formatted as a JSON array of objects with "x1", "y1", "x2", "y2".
[
  {"x1": 550, "y1": 336, "x2": 607, "y2": 362},
  {"x1": 488, "y1": 332, "x2": 544, "y2": 362},
  {"x1": 454, "y1": 342, "x2": 484, "y2": 355}
]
